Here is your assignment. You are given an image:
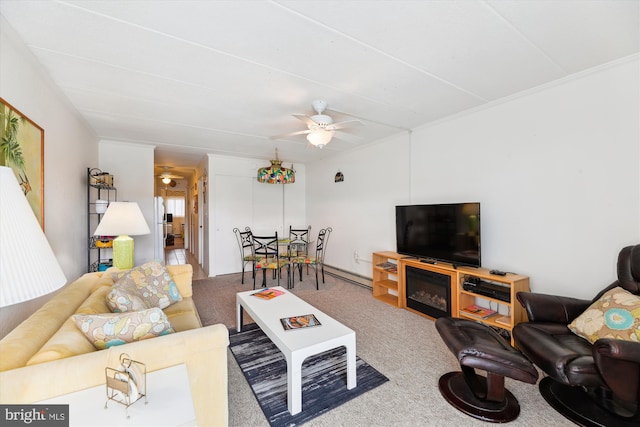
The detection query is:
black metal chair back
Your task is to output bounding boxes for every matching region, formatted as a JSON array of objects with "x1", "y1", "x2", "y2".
[
  {"x1": 291, "y1": 227, "x2": 332, "y2": 290},
  {"x1": 314, "y1": 227, "x2": 332, "y2": 265},
  {"x1": 252, "y1": 232, "x2": 286, "y2": 289},
  {"x1": 288, "y1": 226, "x2": 311, "y2": 257},
  {"x1": 252, "y1": 233, "x2": 279, "y2": 259},
  {"x1": 233, "y1": 227, "x2": 254, "y2": 284}
]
